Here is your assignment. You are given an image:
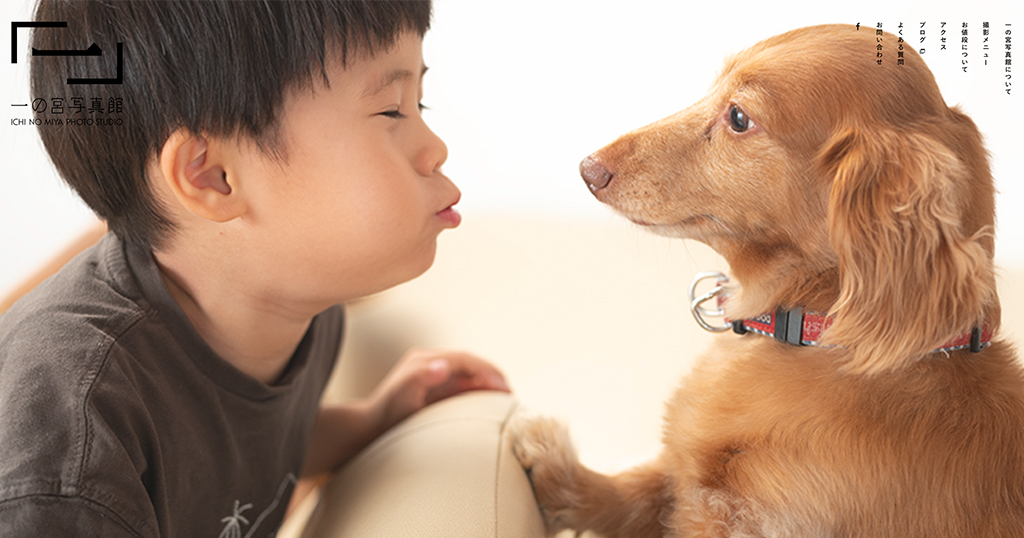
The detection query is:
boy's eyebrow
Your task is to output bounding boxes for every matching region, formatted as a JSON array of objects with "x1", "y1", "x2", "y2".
[{"x1": 362, "y1": 65, "x2": 429, "y2": 99}]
